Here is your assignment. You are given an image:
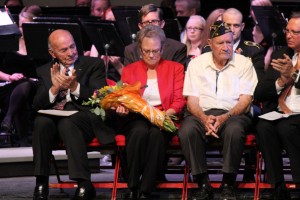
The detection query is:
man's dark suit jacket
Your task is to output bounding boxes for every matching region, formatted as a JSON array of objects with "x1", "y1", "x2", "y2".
[
  {"x1": 202, "y1": 39, "x2": 265, "y2": 84},
  {"x1": 33, "y1": 56, "x2": 115, "y2": 144},
  {"x1": 255, "y1": 47, "x2": 297, "y2": 114},
  {"x1": 124, "y1": 38, "x2": 187, "y2": 66}
]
